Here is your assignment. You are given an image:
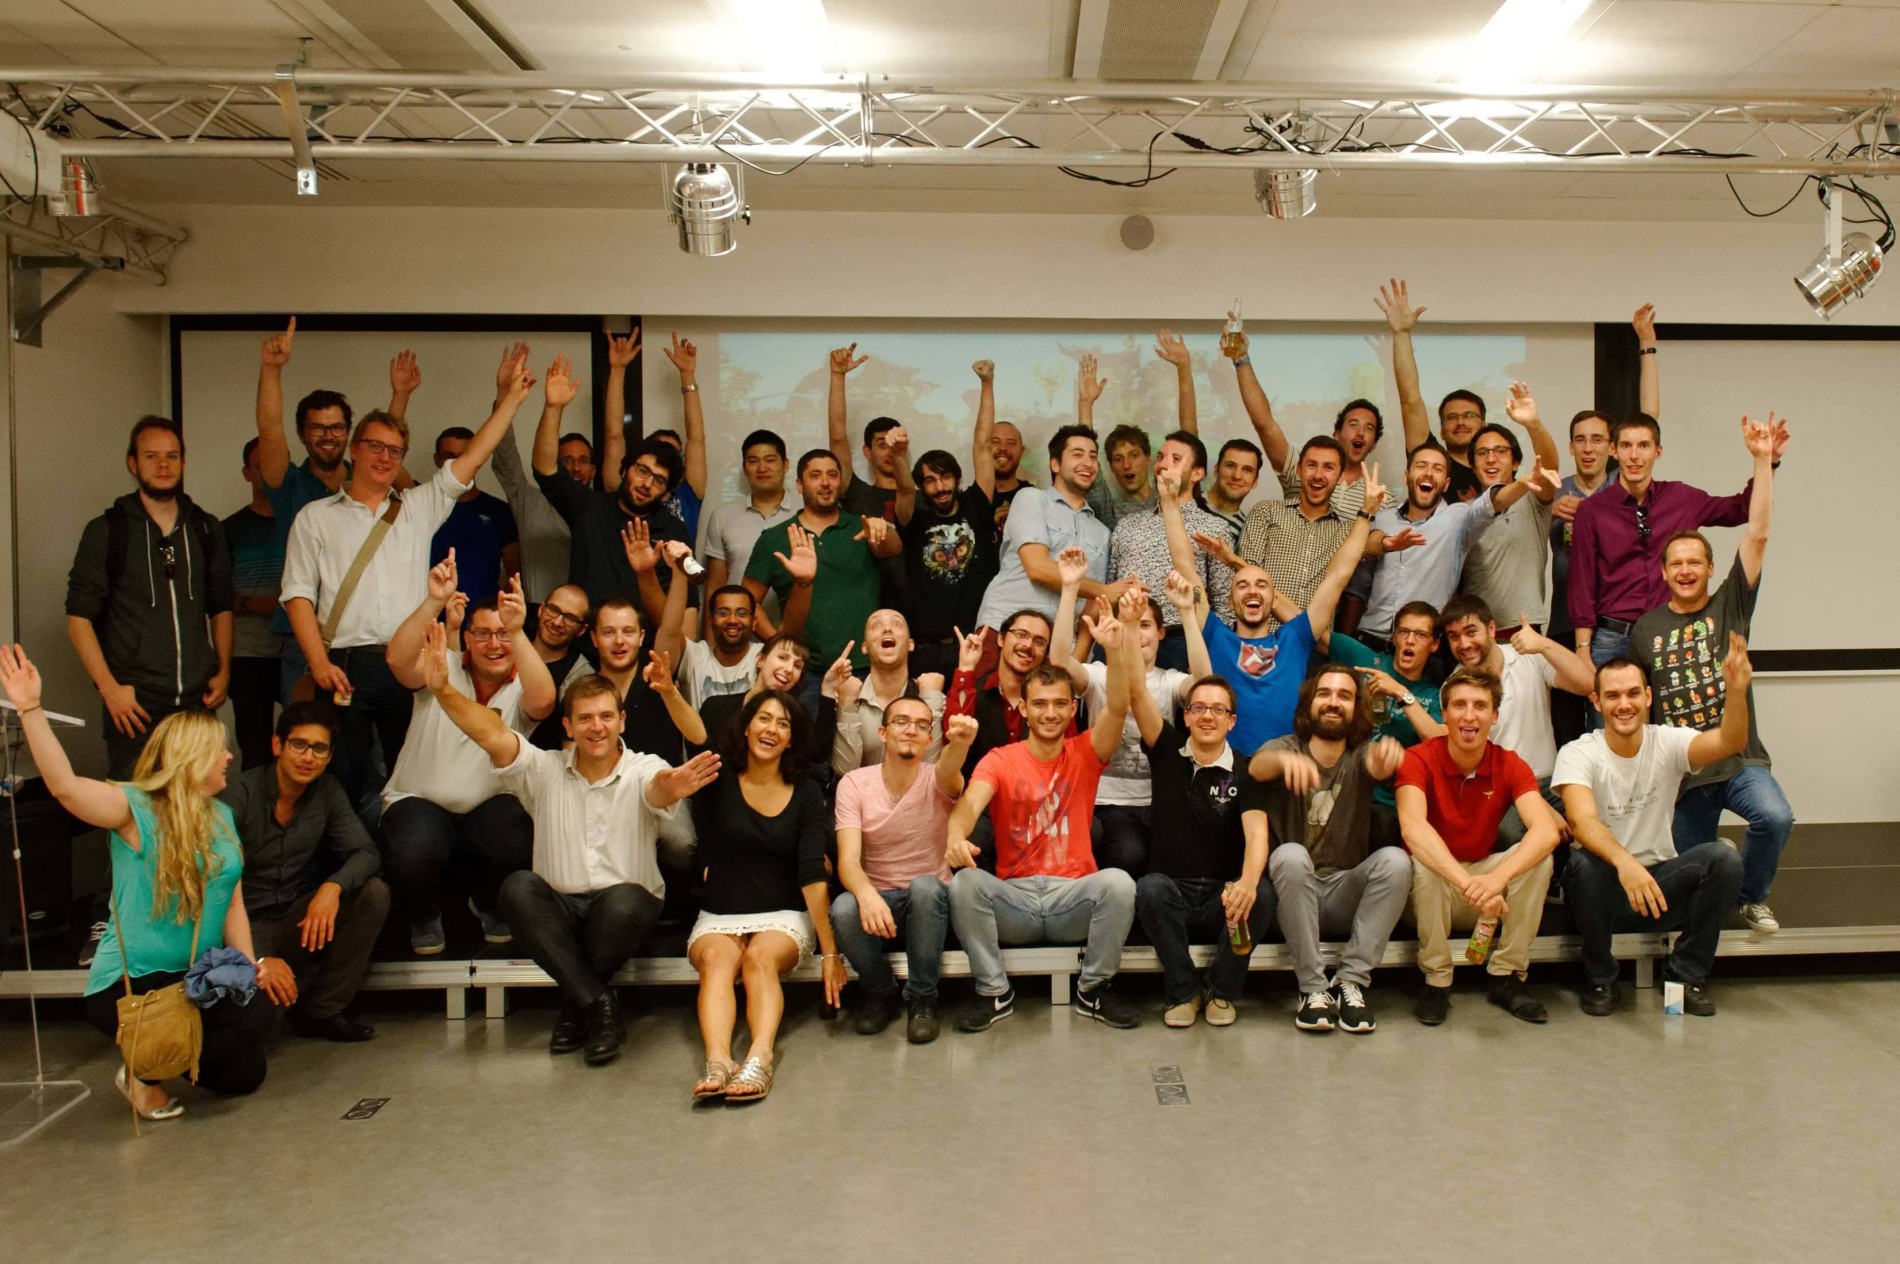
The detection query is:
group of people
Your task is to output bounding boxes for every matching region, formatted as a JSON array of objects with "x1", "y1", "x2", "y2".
[{"x1": 27, "y1": 283, "x2": 1794, "y2": 1115}]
